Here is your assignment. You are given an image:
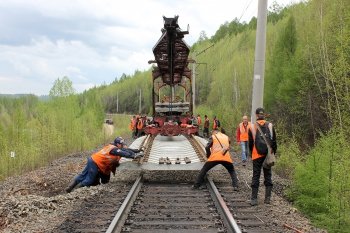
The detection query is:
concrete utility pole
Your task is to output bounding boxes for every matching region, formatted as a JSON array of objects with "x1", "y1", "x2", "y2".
[
  {"x1": 192, "y1": 55, "x2": 196, "y2": 114},
  {"x1": 251, "y1": 0, "x2": 268, "y2": 122}
]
